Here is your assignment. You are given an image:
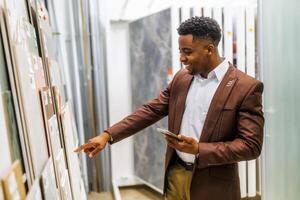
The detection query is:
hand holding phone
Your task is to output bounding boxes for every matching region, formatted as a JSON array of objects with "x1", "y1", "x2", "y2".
[{"x1": 157, "y1": 128, "x2": 181, "y2": 141}]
